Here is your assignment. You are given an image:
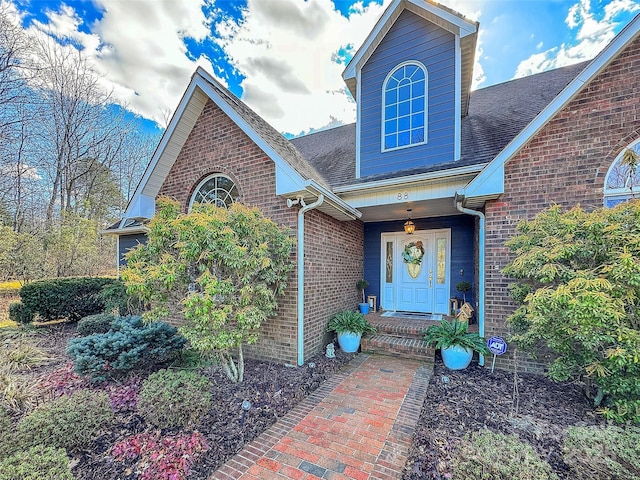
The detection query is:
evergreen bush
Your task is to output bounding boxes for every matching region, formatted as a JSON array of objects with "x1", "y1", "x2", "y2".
[
  {"x1": 8, "y1": 302, "x2": 33, "y2": 324},
  {"x1": 67, "y1": 316, "x2": 186, "y2": 381},
  {"x1": 563, "y1": 426, "x2": 640, "y2": 480},
  {"x1": 76, "y1": 313, "x2": 117, "y2": 336},
  {"x1": 452, "y1": 430, "x2": 558, "y2": 480},
  {"x1": 19, "y1": 277, "x2": 117, "y2": 322},
  {"x1": 0, "y1": 408, "x2": 15, "y2": 459},
  {"x1": 137, "y1": 369, "x2": 212, "y2": 429},
  {"x1": 16, "y1": 389, "x2": 113, "y2": 451},
  {"x1": 0, "y1": 445, "x2": 74, "y2": 480}
]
